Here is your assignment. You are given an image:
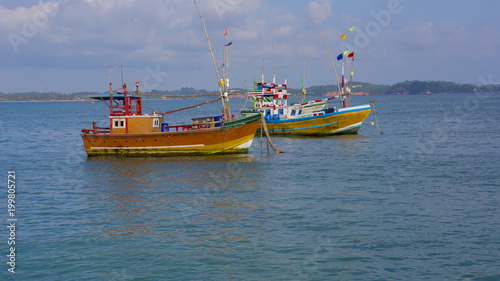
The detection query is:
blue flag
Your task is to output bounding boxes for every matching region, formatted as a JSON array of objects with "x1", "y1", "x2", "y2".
[{"x1": 337, "y1": 53, "x2": 343, "y2": 60}]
